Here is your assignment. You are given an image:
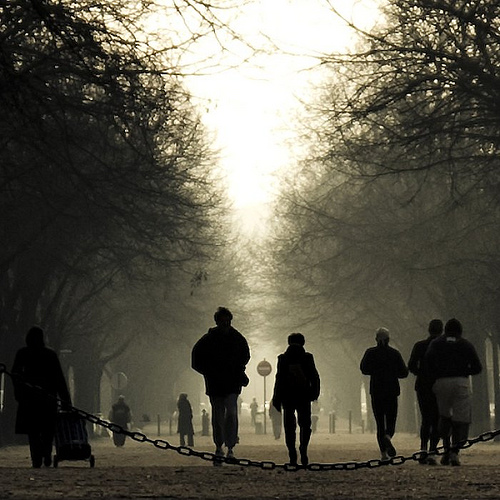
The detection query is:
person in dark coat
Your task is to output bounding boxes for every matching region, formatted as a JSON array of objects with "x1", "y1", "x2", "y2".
[
  {"x1": 109, "y1": 395, "x2": 132, "y2": 447},
  {"x1": 201, "y1": 409, "x2": 210, "y2": 436},
  {"x1": 177, "y1": 393, "x2": 194, "y2": 447},
  {"x1": 425, "y1": 318, "x2": 482, "y2": 466},
  {"x1": 11, "y1": 326, "x2": 71, "y2": 468},
  {"x1": 360, "y1": 327, "x2": 408, "y2": 460},
  {"x1": 272, "y1": 332, "x2": 320, "y2": 467},
  {"x1": 191, "y1": 306, "x2": 250, "y2": 463},
  {"x1": 408, "y1": 319, "x2": 443, "y2": 464}
]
